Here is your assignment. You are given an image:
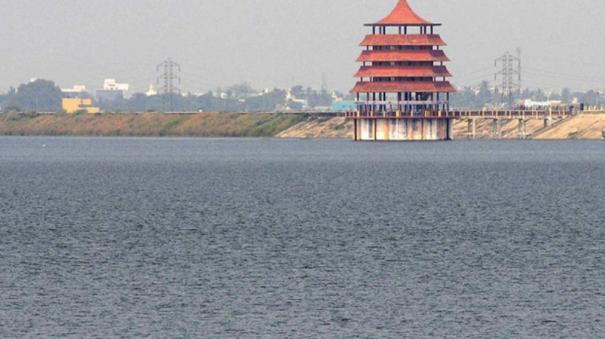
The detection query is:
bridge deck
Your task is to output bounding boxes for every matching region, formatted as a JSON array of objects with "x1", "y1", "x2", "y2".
[{"x1": 346, "y1": 109, "x2": 574, "y2": 120}]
